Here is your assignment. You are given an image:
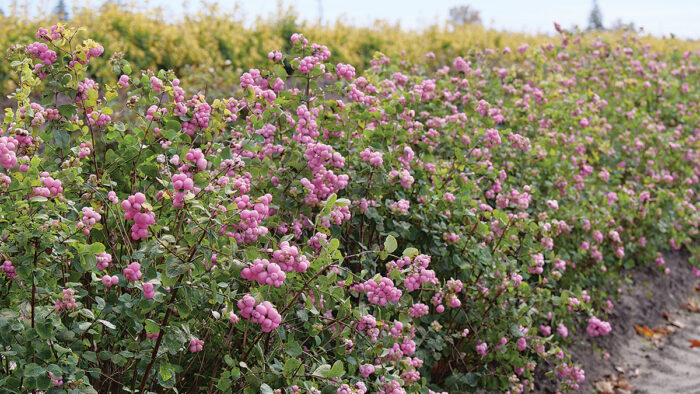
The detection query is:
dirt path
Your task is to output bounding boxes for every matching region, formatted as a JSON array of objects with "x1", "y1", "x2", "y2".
[
  {"x1": 535, "y1": 250, "x2": 700, "y2": 393},
  {"x1": 603, "y1": 305, "x2": 700, "y2": 394}
]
